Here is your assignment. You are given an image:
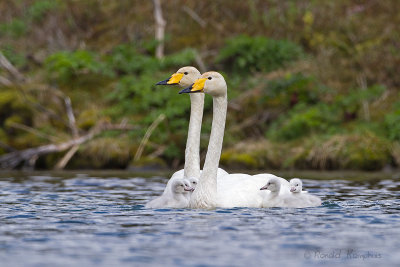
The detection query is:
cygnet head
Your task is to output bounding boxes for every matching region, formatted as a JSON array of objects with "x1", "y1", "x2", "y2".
[
  {"x1": 260, "y1": 177, "x2": 281, "y2": 192},
  {"x1": 290, "y1": 178, "x2": 303, "y2": 193},
  {"x1": 172, "y1": 179, "x2": 194, "y2": 194},
  {"x1": 179, "y1": 71, "x2": 227, "y2": 97},
  {"x1": 156, "y1": 66, "x2": 201, "y2": 88},
  {"x1": 186, "y1": 177, "x2": 198, "y2": 189}
]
